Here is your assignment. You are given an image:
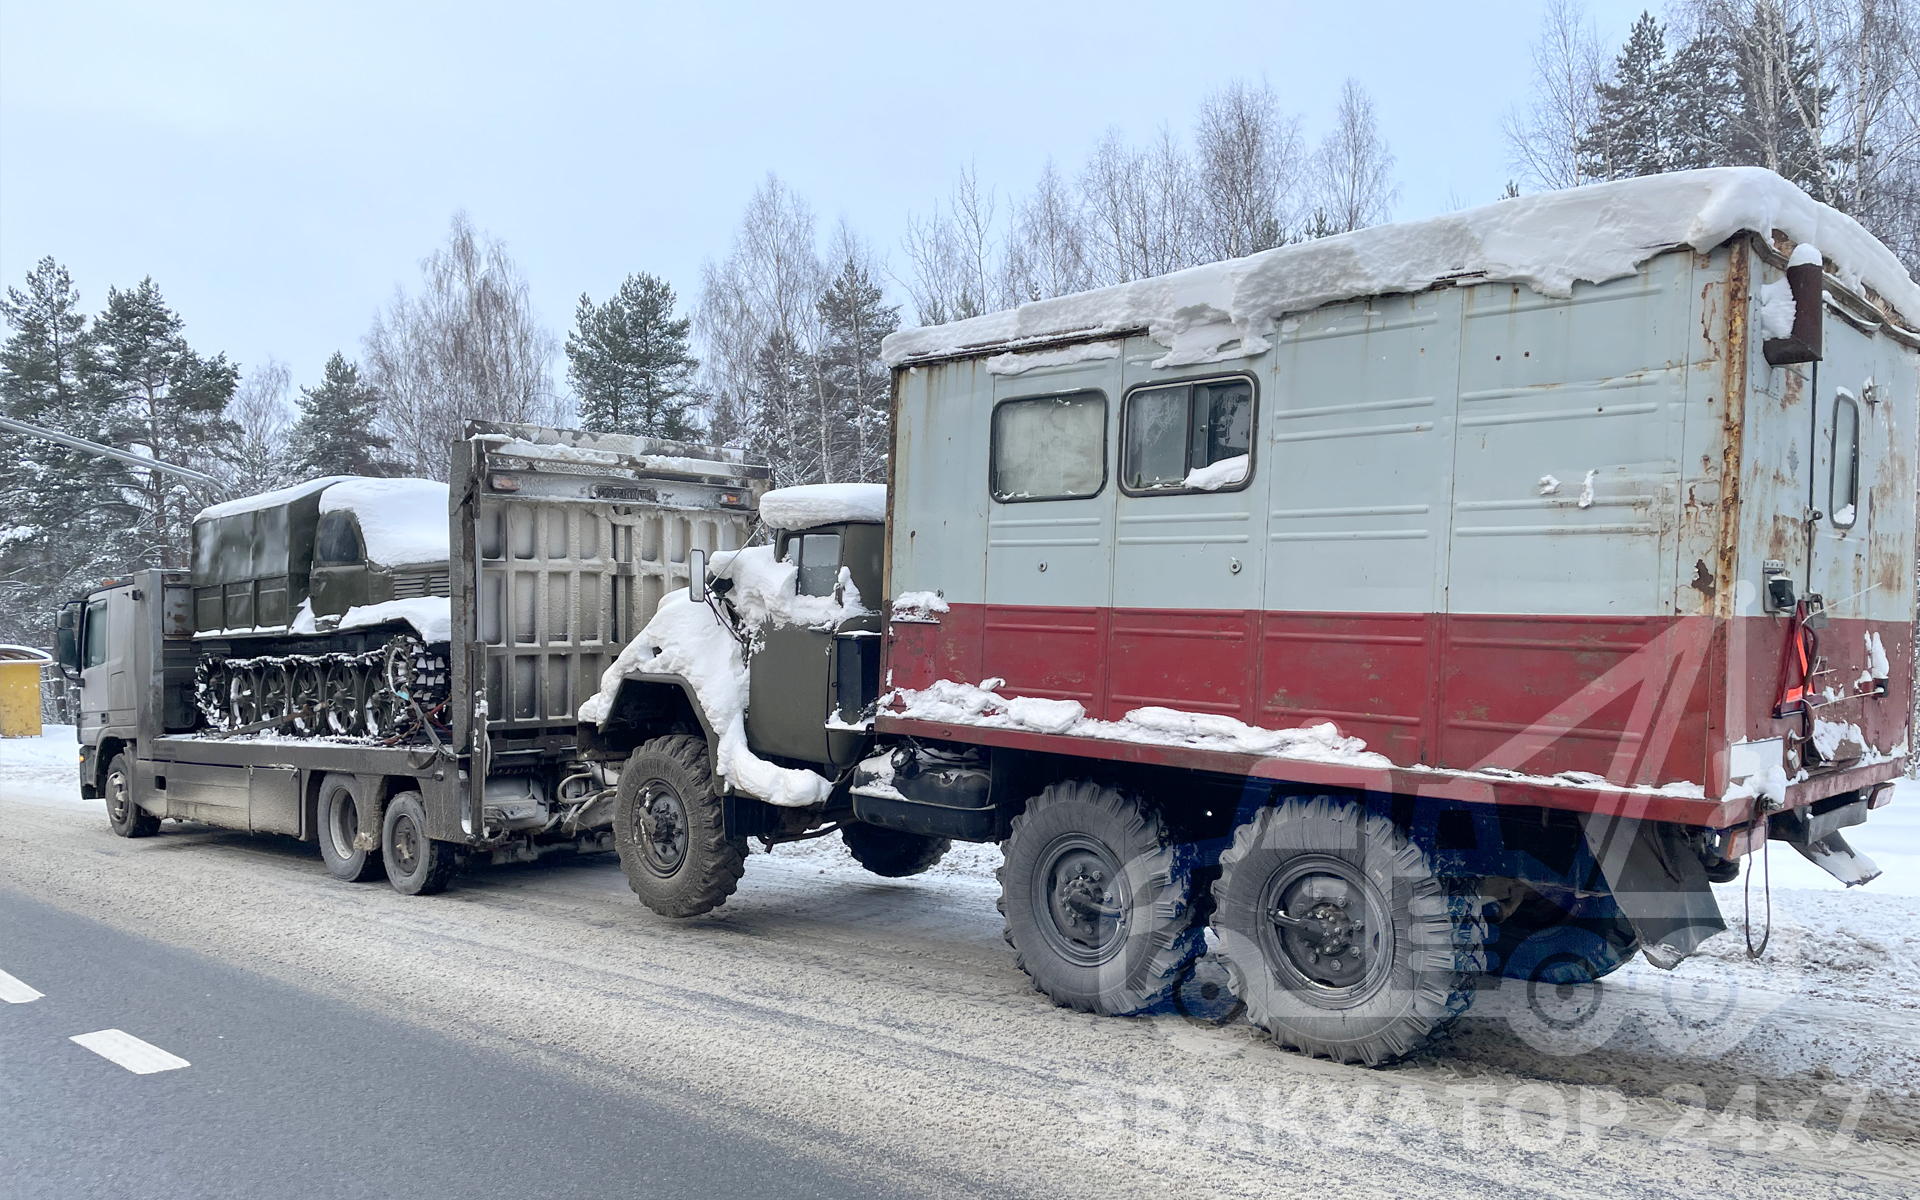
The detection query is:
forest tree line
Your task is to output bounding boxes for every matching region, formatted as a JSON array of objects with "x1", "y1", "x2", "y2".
[{"x1": 3, "y1": 0, "x2": 1916, "y2": 643}]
